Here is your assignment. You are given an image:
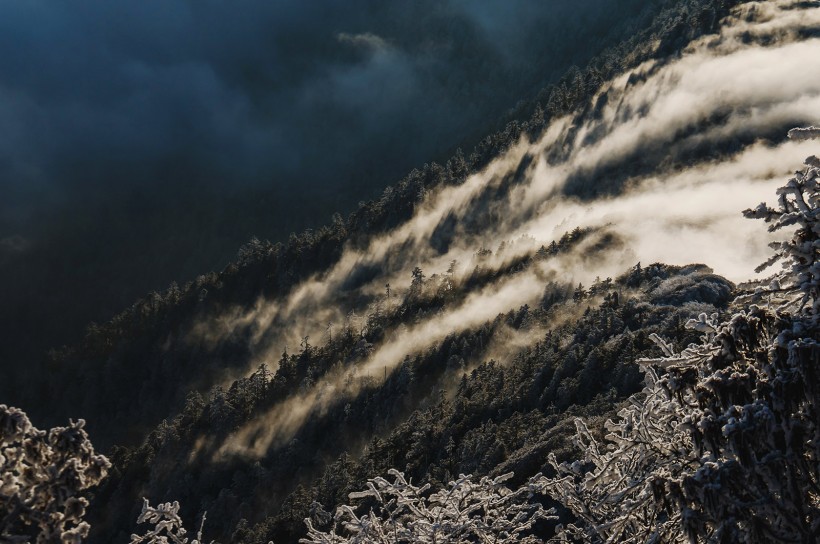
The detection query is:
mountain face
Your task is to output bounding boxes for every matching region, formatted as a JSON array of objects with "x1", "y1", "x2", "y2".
[
  {"x1": 97, "y1": 262, "x2": 736, "y2": 543},
  {"x1": 5, "y1": 0, "x2": 820, "y2": 542},
  {"x1": 0, "y1": 0, "x2": 691, "y2": 395}
]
